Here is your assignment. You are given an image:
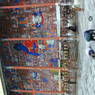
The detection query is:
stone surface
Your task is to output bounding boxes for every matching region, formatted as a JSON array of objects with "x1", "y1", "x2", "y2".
[{"x1": 77, "y1": 0, "x2": 95, "y2": 95}]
